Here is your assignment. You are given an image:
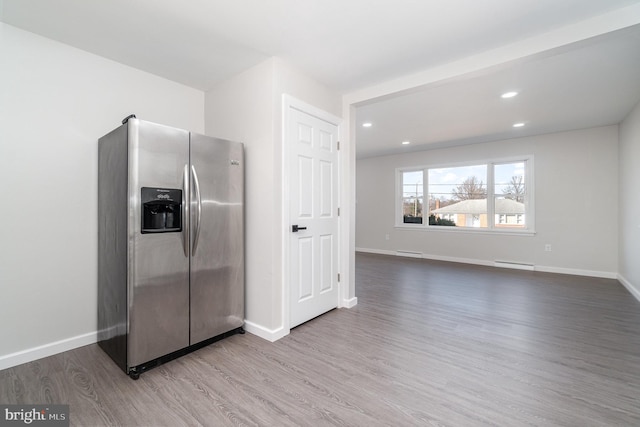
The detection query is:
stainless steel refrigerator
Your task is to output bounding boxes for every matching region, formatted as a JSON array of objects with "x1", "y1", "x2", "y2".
[{"x1": 98, "y1": 117, "x2": 244, "y2": 379}]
